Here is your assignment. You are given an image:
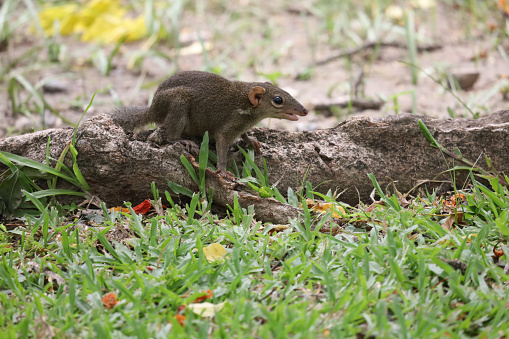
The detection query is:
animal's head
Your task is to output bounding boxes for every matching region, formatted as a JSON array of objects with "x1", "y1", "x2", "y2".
[{"x1": 248, "y1": 83, "x2": 308, "y2": 121}]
